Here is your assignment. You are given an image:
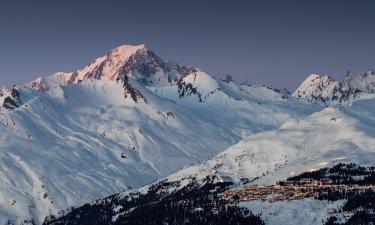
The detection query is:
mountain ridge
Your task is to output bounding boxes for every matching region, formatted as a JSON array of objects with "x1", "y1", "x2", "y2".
[
  {"x1": 21, "y1": 44, "x2": 375, "y2": 107},
  {"x1": 25, "y1": 44, "x2": 197, "y2": 92}
]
